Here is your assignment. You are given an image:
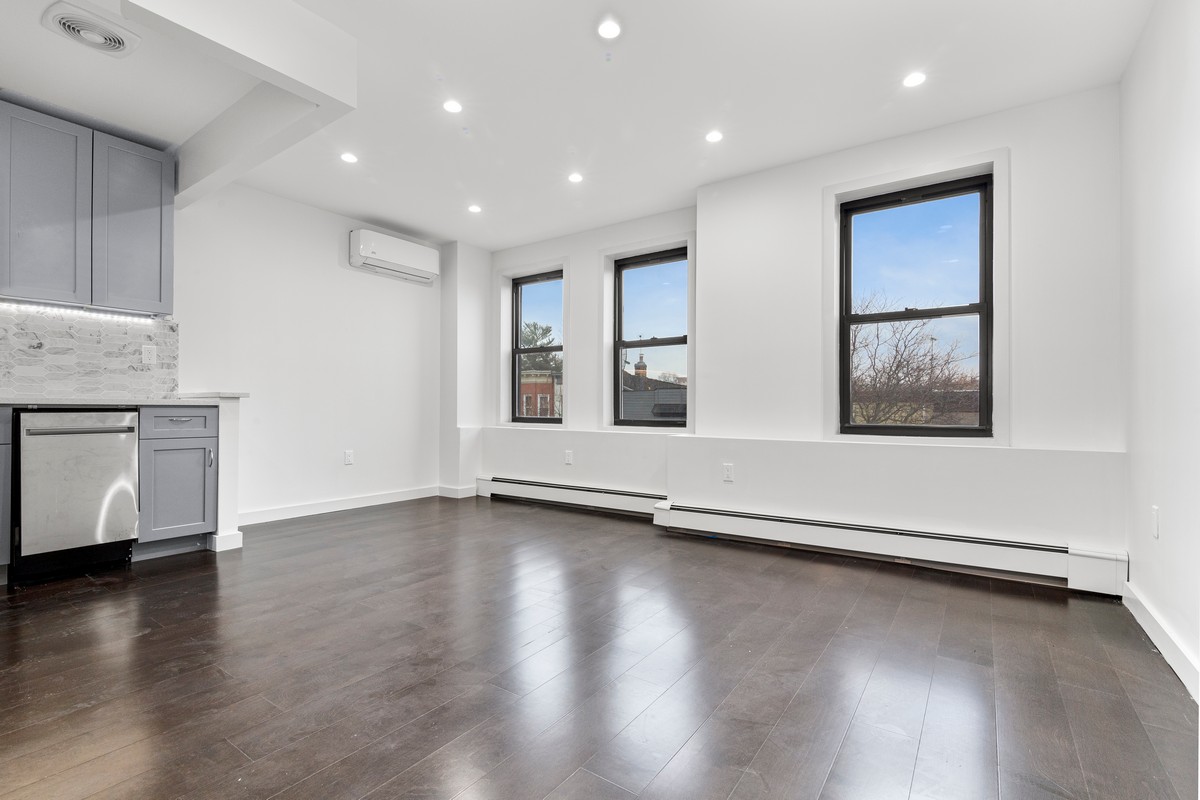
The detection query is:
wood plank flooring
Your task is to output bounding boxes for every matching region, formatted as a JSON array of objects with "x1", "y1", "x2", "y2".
[{"x1": 0, "y1": 496, "x2": 1194, "y2": 800}]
